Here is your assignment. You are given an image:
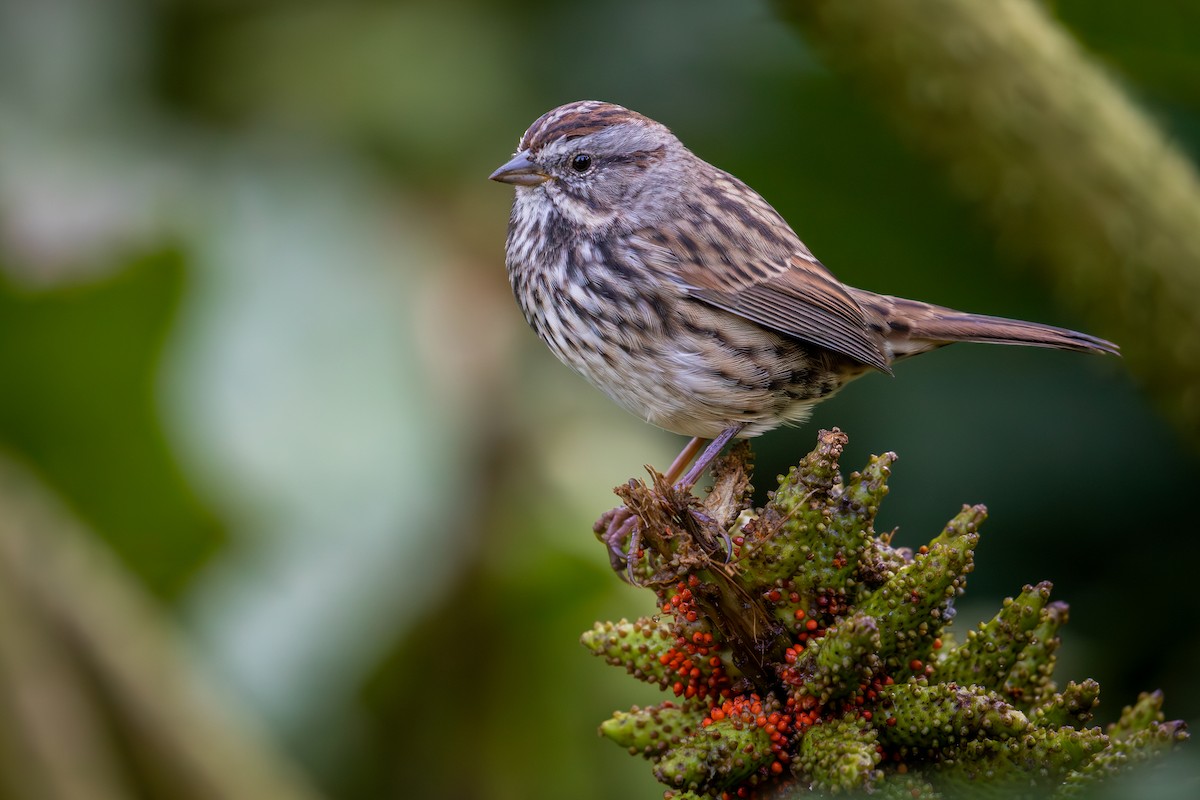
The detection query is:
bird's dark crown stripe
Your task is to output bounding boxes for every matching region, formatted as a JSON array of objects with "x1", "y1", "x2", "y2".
[{"x1": 520, "y1": 103, "x2": 648, "y2": 153}]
